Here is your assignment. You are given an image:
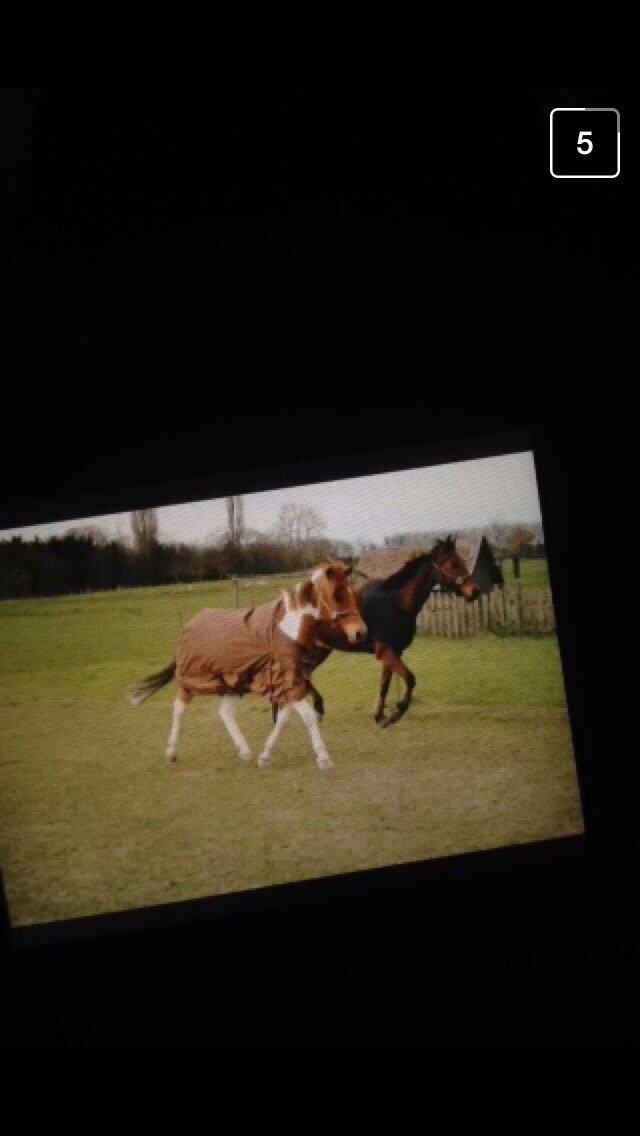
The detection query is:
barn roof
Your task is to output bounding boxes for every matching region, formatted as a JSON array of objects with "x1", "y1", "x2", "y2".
[{"x1": 355, "y1": 536, "x2": 492, "y2": 582}]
